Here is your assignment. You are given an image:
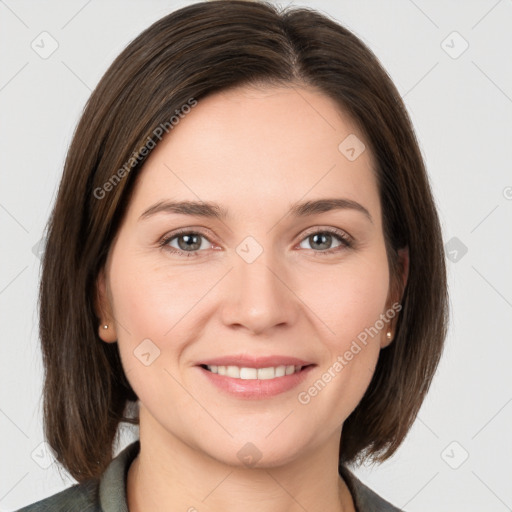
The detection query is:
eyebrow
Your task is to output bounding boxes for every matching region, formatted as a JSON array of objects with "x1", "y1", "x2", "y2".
[{"x1": 139, "y1": 198, "x2": 373, "y2": 224}]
